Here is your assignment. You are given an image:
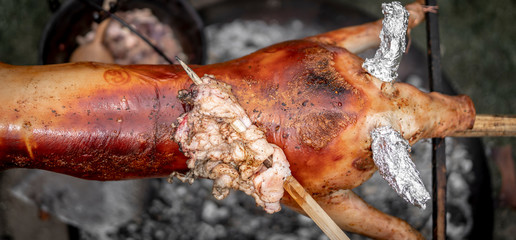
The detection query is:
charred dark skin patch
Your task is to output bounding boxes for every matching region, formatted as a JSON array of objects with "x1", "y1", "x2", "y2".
[
  {"x1": 282, "y1": 45, "x2": 362, "y2": 150},
  {"x1": 296, "y1": 111, "x2": 355, "y2": 150},
  {"x1": 352, "y1": 156, "x2": 375, "y2": 171},
  {"x1": 301, "y1": 47, "x2": 353, "y2": 96}
]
